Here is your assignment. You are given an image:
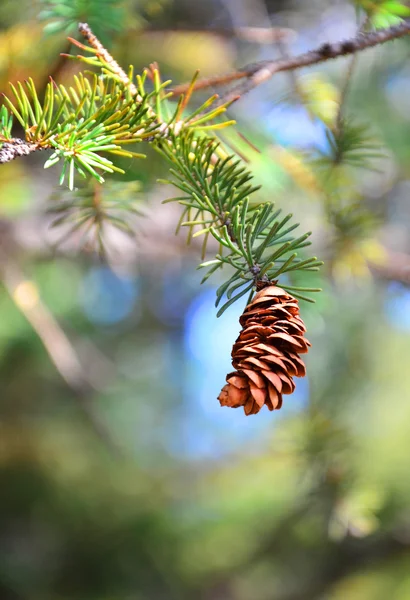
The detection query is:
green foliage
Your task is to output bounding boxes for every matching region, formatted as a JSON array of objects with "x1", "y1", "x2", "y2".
[
  {"x1": 2, "y1": 75, "x2": 156, "y2": 186},
  {"x1": 2, "y1": 6, "x2": 400, "y2": 315},
  {"x1": 38, "y1": 0, "x2": 126, "y2": 41},
  {"x1": 319, "y1": 120, "x2": 384, "y2": 170},
  {"x1": 0, "y1": 26, "x2": 322, "y2": 314},
  {"x1": 0, "y1": 106, "x2": 13, "y2": 140},
  {"x1": 327, "y1": 203, "x2": 379, "y2": 259},
  {"x1": 157, "y1": 132, "x2": 322, "y2": 314},
  {"x1": 47, "y1": 180, "x2": 143, "y2": 254},
  {"x1": 355, "y1": 0, "x2": 410, "y2": 28},
  {"x1": 309, "y1": 117, "x2": 385, "y2": 271},
  {"x1": 313, "y1": 119, "x2": 385, "y2": 199}
]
